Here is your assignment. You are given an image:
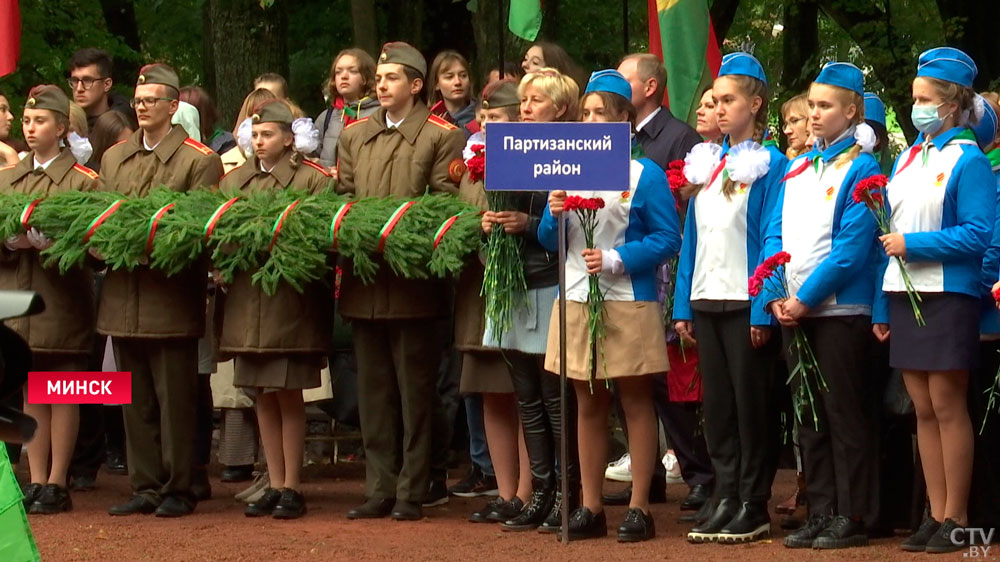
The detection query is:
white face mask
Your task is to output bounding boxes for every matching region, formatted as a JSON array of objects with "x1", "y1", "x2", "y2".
[{"x1": 911, "y1": 103, "x2": 952, "y2": 135}]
